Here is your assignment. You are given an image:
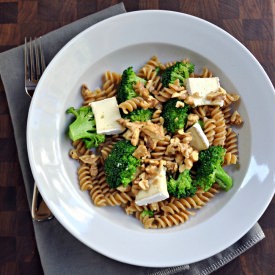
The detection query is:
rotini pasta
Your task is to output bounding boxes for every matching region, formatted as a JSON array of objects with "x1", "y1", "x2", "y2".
[{"x1": 66, "y1": 56, "x2": 243, "y2": 229}]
